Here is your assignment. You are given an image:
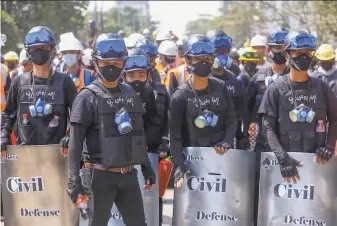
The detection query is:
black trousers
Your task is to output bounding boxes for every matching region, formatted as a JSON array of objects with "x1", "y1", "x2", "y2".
[
  {"x1": 85, "y1": 168, "x2": 147, "y2": 226},
  {"x1": 159, "y1": 197, "x2": 163, "y2": 225}
]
